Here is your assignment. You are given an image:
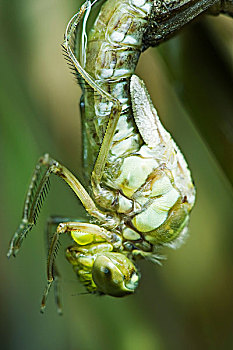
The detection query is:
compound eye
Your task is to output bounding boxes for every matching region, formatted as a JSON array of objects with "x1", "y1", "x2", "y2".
[{"x1": 92, "y1": 253, "x2": 140, "y2": 297}]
